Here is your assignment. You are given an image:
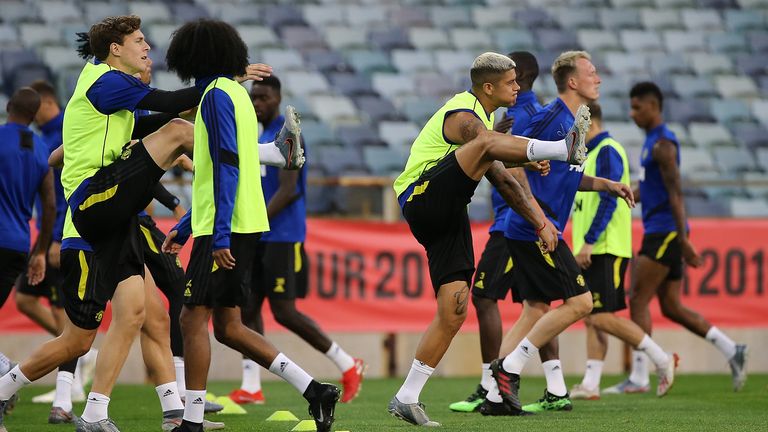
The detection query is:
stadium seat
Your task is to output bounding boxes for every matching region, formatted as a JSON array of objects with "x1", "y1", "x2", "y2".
[
  {"x1": 238, "y1": 26, "x2": 280, "y2": 49},
  {"x1": 667, "y1": 122, "x2": 693, "y2": 146},
  {"x1": 435, "y1": 50, "x2": 476, "y2": 78},
  {"x1": 317, "y1": 146, "x2": 366, "y2": 174},
  {"x1": 146, "y1": 24, "x2": 177, "y2": 49},
  {"x1": 301, "y1": 120, "x2": 337, "y2": 147},
  {"x1": 325, "y1": 27, "x2": 368, "y2": 51},
  {"x1": 303, "y1": 5, "x2": 345, "y2": 28},
  {"x1": 352, "y1": 95, "x2": 404, "y2": 123},
  {"x1": 655, "y1": 0, "x2": 697, "y2": 7},
  {"x1": 408, "y1": 28, "x2": 452, "y2": 51},
  {"x1": 707, "y1": 32, "x2": 749, "y2": 53},
  {"x1": 666, "y1": 99, "x2": 715, "y2": 125},
  {"x1": 168, "y1": 3, "x2": 210, "y2": 24},
  {"x1": 152, "y1": 71, "x2": 185, "y2": 91},
  {"x1": 681, "y1": 9, "x2": 723, "y2": 30},
  {"x1": 537, "y1": 29, "x2": 581, "y2": 52},
  {"x1": 680, "y1": 147, "x2": 718, "y2": 175},
  {"x1": 369, "y1": 28, "x2": 413, "y2": 51},
  {"x1": 731, "y1": 123, "x2": 768, "y2": 148},
  {"x1": 450, "y1": 29, "x2": 493, "y2": 51},
  {"x1": 757, "y1": 147, "x2": 768, "y2": 168},
  {"x1": 491, "y1": 28, "x2": 537, "y2": 52},
  {"x1": 672, "y1": 75, "x2": 718, "y2": 98},
  {"x1": 345, "y1": 50, "x2": 394, "y2": 76},
  {"x1": 281, "y1": 26, "x2": 328, "y2": 51},
  {"x1": 337, "y1": 125, "x2": 386, "y2": 148},
  {"x1": 688, "y1": 53, "x2": 734, "y2": 76},
  {"x1": 606, "y1": 52, "x2": 647, "y2": 74},
  {"x1": 640, "y1": 9, "x2": 684, "y2": 31},
  {"x1": 724, "y1": 10, "x2": 765, "y2": 32},
  {"x1": 685, "y1": 196, "x2": 731, "y2": 217},
  {"x1": 735, "y1": 54, "x2": 768, "y2": 77},
  {"x1": 689, "y1": 122, "x2": 735, "y2": 147},
  {"x1": 19, "y1": 24, "x2": 62, "y2": 47},
  {"x1": 715, "y1": 75, "x2": 759, "y2": 99},
  {"x1": 599, "y1": 9, "x2": 643, "y2": 30},
  {"x1": 305, "y1": 166, "x2": 333, "y2": 214},
  {"x1": 578, "y1": 30, "x2": 622, "y2": 53},
  {"x1": 730, "y1": 198, "x2": 768, "y2": 216},
  {"x1": 261, "y1": 49, "x2": 306, "y2": 71},
  {"x1": 284, "y1": 71, "x2": 331, "y2": 95},
  {"x1": 599, "y1": 97, "x2": 628, "y2": 122},
  {"x1": 371, "y1": 73, "x2": 415, "y2": 100},
  {"x1": 390, "y1": 7, "x2": 432, "y2": 28},
  {"x1": 430, "y1": 7, "x2": 474, "y2": 28},
  {"x1": 363, "y1": 146, "x2": 408, "y2": 175},
  {"x1": 554, "y1": 8, "x2": 600, "y2": 30},
  {"x1": 0, "y1": 26, "x2": 19, "y2": 47},
  {"x1": 41, "y1": 46, "x2": 85, "y2": 71},
  {"x1": 391, "y1": 50, "x2": 436, "y2": 74},
  {"x1": 748, "y1": 31, "x2": 768, "y2": 53},
  {"x1": 650, "y1": 53, "x2": 694, "y2": 76},
  {"x1": 305, "y1": 49, "x2": 351, "y2": 73},
  {"x1": 345, "y1": 5, "x2": 387, "y2": 27},
  {"x1": 620, "y1": 30, "x2": 663, "y2": 52},
  {"x1": 752, "y1": 100, "x2": 768, "y2": 126},
  {"x1": 614, "y1": 0, "x2": 654, "y2": 7},
  {"x1": 330, "y1": 73, "x2": 376, "y2": 97},
  {"x1": 599, "y1": 75, "x2": 630, "y2": 97},
  {"x1": 604, "y1": 121, "x2": 645, "y2": 147},
  {"x1": 664, "y1": 30, "x2": 707, "y2": 52},
  {"x1": 38, "y1": 1, "x2": 82, "y2": 24},
  {"x1": 128, "y1": 3, "x2": 171, "y2": 24},
  {"x1": 711, "y1": 99, "x2": 754, "y2": 126},
  {"x1": 514, "y1": 8, "x2": 560, "y2": 29},
  {"x1": 309, "y1": 95, "x2": 359, "y2": 125},
  {"x1": 415, "y1": 74, "x2": 461, "y2": 98},
  {"x1": 262, "y1": 5, "x2": 307, "y2": 28},
  {"x1": 472, "y1": 6, "x2": 515, "y2": 28},
  {"x1": 212, "y1": 5, "x2": 263, "y2": 25},
  {"x1": 400, "y1": 96, "x2": 442, "y2": 125},
  {"x1": 5, "y1": 63, "x2": 53, "y2": 95},
  {"x1": 378, "y1": 121, "x2": 421, "y2": 150}
]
